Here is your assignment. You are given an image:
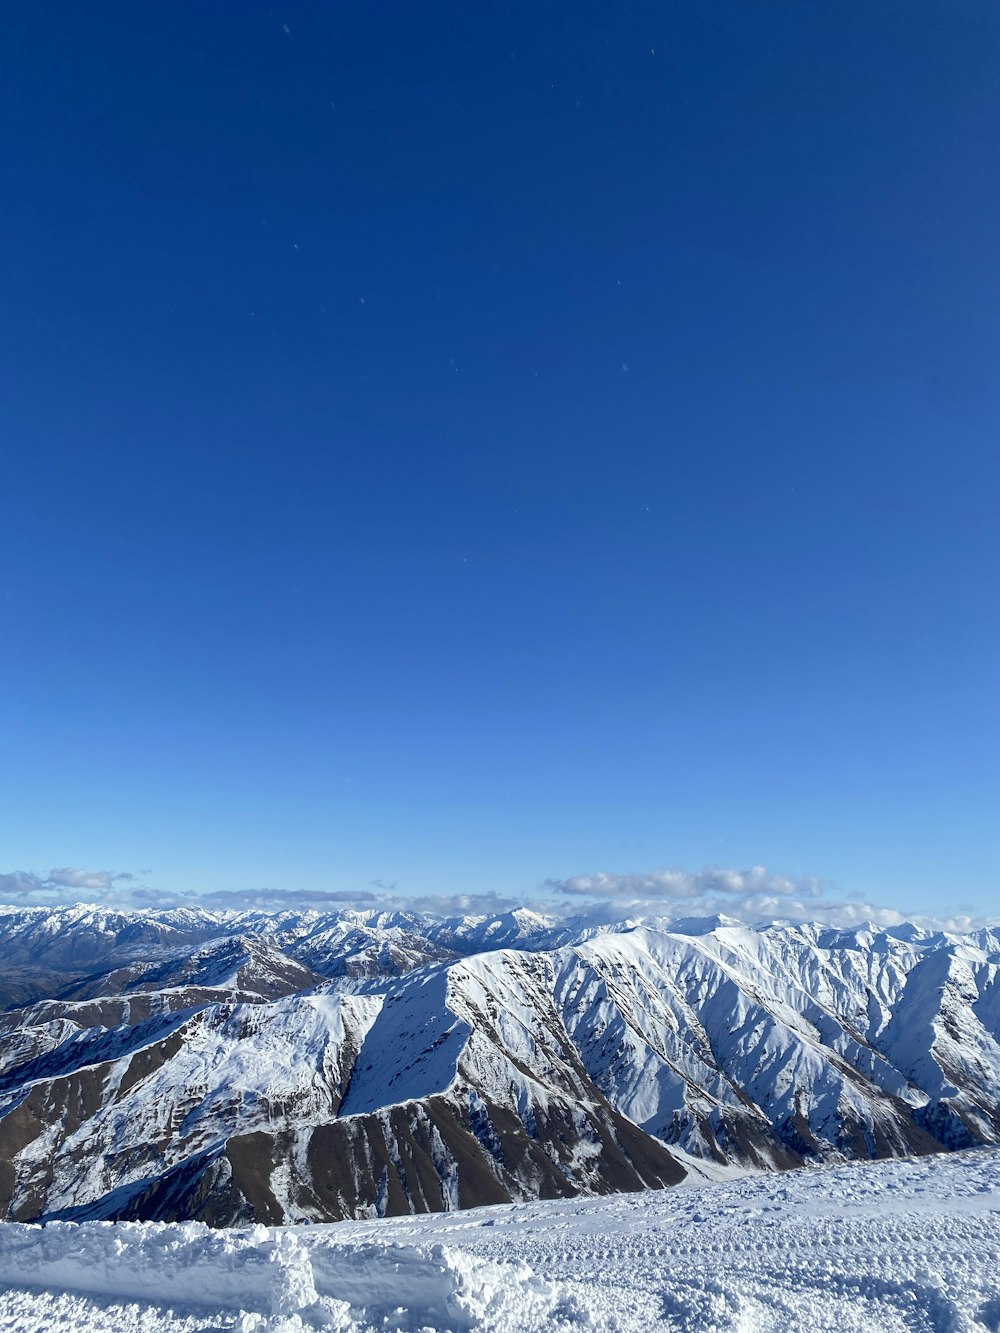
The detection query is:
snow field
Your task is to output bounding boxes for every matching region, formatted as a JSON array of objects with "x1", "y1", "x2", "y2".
[
  {"x1": 1, "y1": 1148, "x2": 999, "y2": 1331},
  {"x1": 0, "y1": 1223, "x2": 583, "y2": 1332}
]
